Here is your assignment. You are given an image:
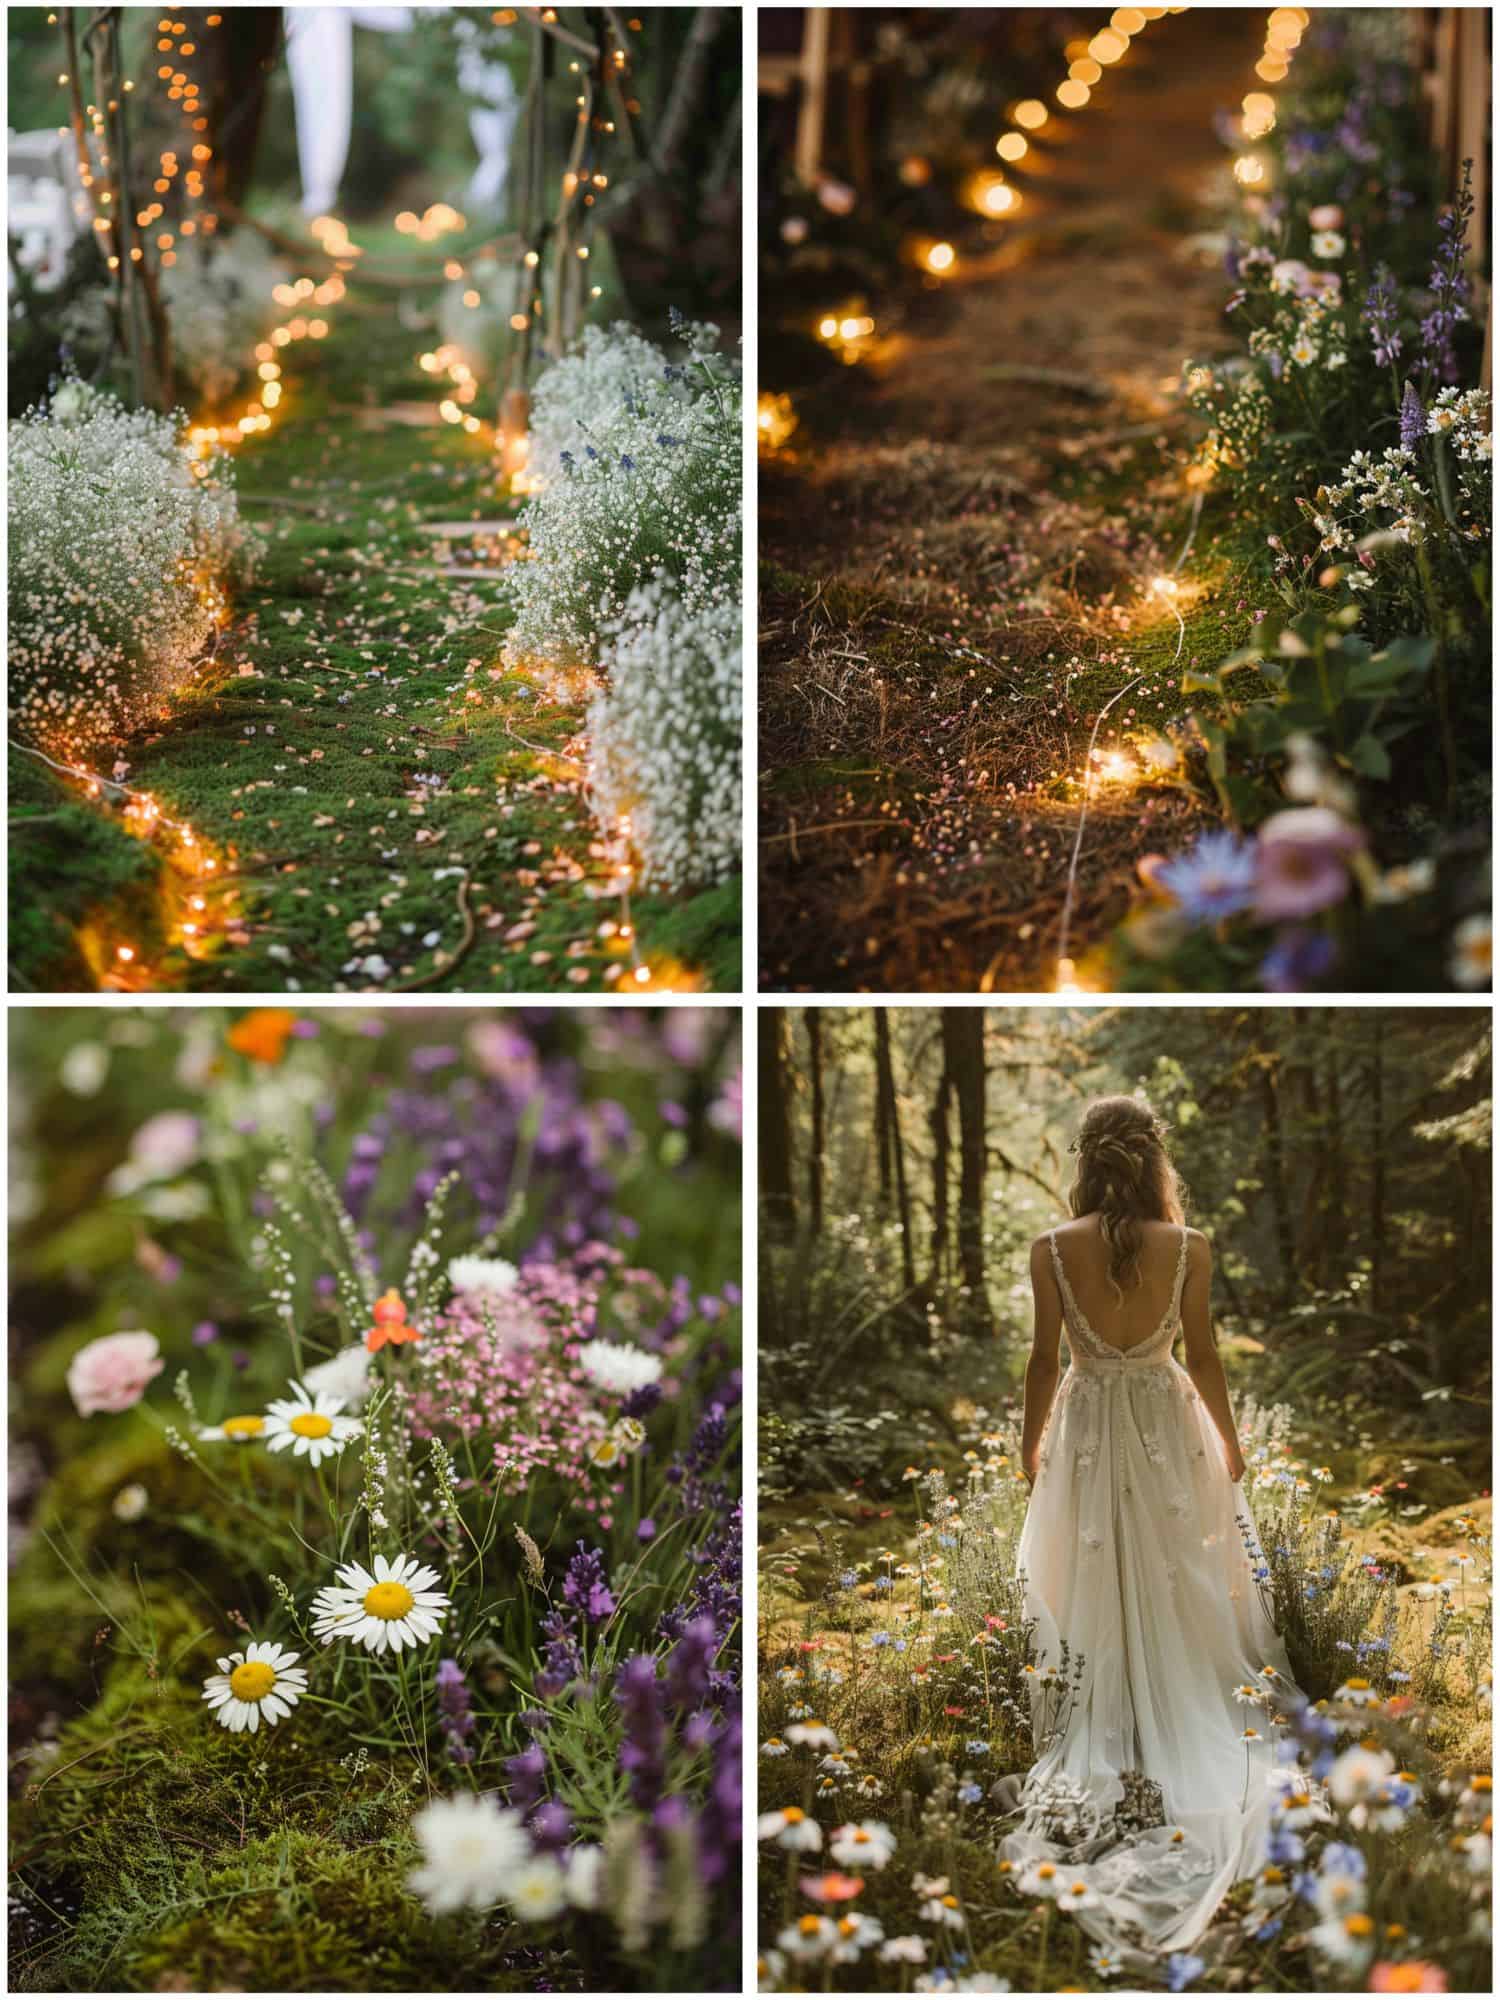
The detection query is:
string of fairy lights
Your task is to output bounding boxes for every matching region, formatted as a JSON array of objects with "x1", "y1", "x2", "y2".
[{"x1": 41, "y1": 6, "x2": 683, "y2": 993}]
